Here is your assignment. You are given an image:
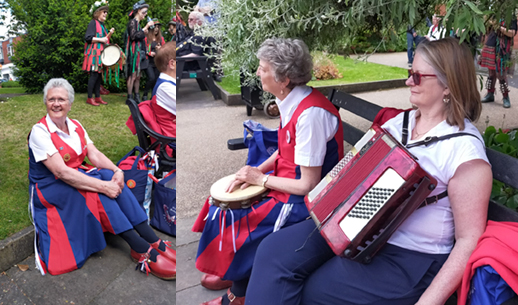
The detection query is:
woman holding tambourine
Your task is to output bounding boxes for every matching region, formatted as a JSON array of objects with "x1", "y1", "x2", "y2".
[
  {"x1": 125, "y1": 0, "x2": 154, "y2": 104},
  {"x1": 82, "y1": 0, "x2": 114, "y2": 106}
]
